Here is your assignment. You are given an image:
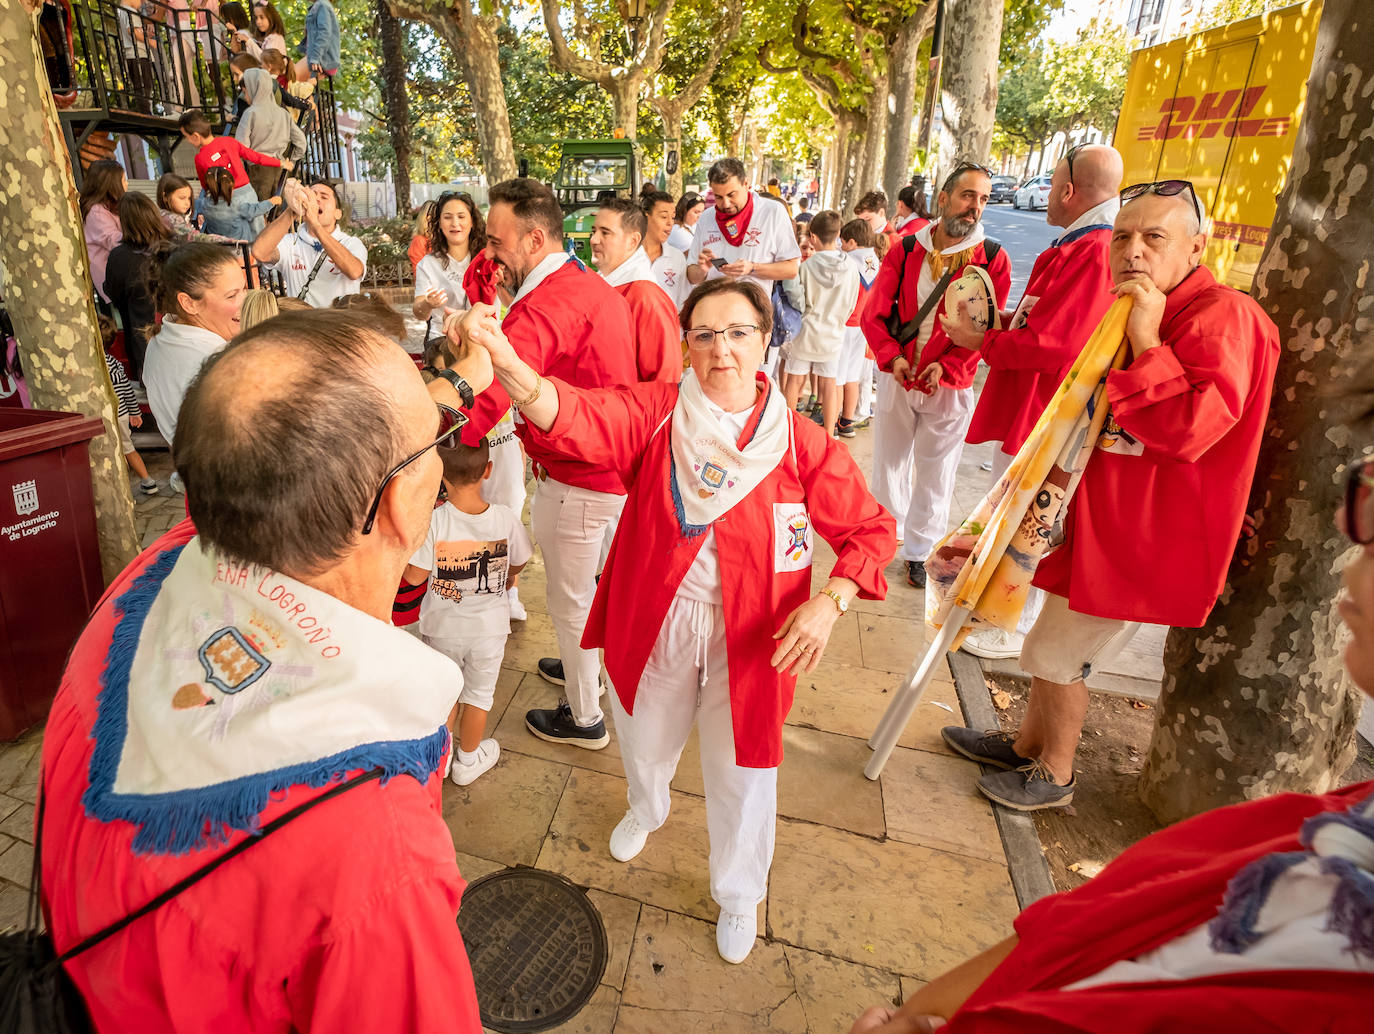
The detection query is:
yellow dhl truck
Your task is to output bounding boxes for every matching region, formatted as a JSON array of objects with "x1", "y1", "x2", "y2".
[{"x1": 1114, "y1": 1, "x2": 1322, "y2": 290}]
